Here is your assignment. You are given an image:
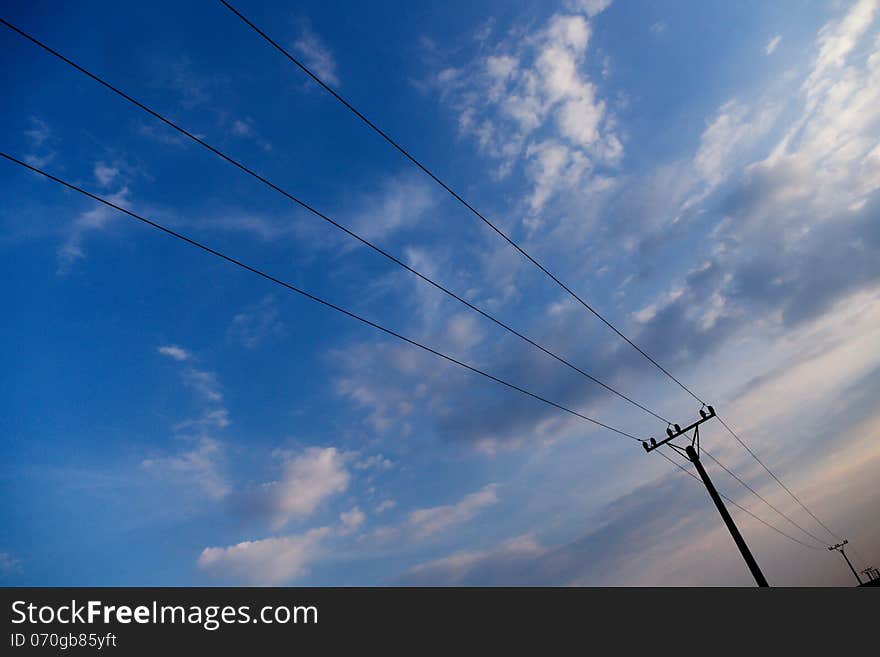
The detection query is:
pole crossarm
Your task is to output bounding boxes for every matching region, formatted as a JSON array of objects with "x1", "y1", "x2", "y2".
[
  {"x1": 639, "y1": 406, "x2": 769, "y2": 586},
  {"x1": 828, "y1": 540, "x2": 862, "y2": 584},
  {"x1": 642, "y1": 406, "x2": 716, "y2": 452}
]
